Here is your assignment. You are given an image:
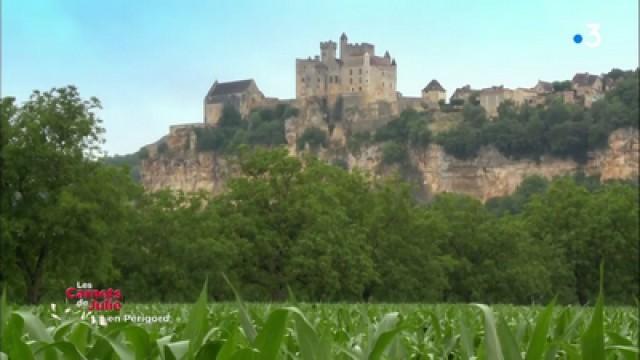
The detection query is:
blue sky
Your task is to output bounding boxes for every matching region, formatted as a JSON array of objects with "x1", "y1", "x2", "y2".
[{"x1": 2, "y1": 0, "x2": 638, "y2": 155}]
